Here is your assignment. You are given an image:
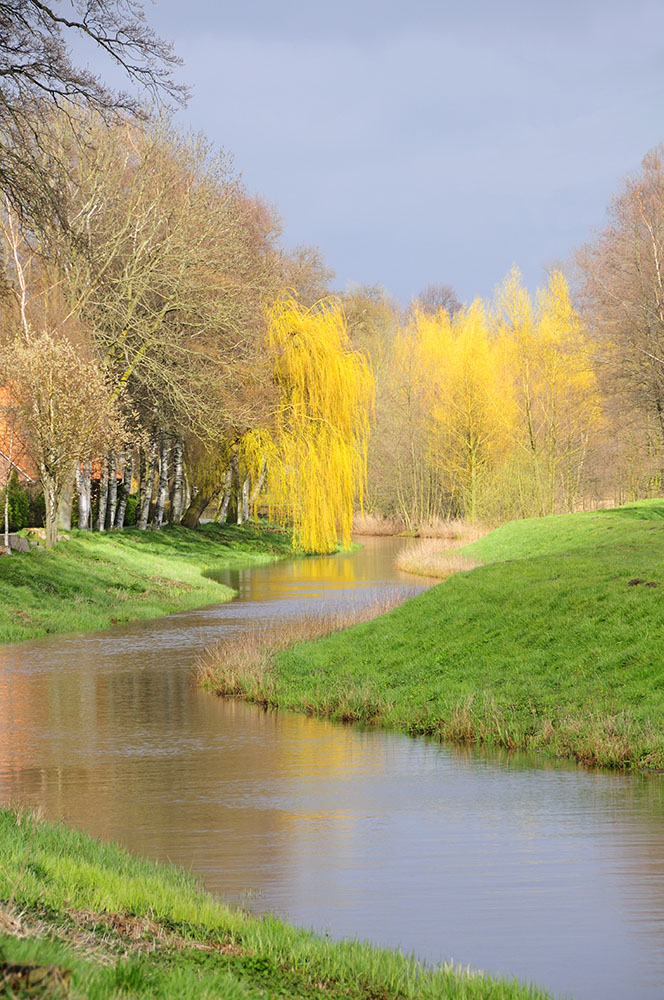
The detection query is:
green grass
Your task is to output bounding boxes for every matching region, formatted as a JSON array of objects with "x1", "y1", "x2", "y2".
[
  {"x1": 203, "y1": 500, "x2": 664, "y2": 771},
  {"x1": 0, "y1": 522, "x2": 295, "y2": 644},
  {"x1": 0, "y1": 806, "x2": 553, "y2": 999}
]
